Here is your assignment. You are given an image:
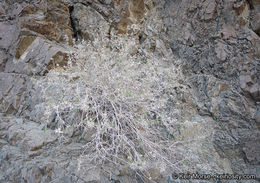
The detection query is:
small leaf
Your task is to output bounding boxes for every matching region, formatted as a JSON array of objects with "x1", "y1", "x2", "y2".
[
  {"x1": 109, "y1": 95, "x2": 114, "y2": 100},
  {"x1": 42, "y1": 126, "x2": 46, "y2": 132},
  {"x1": 153, "y1": 120, "x2": 158, "y2": 124},
  {"x1": 126, "y1": 91, "x2": 132, "y2": 97},
  {"x1": 129, "y1": 159, "x2": 134, "y2": 163}
]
